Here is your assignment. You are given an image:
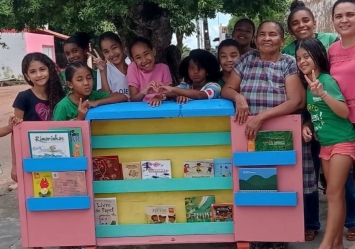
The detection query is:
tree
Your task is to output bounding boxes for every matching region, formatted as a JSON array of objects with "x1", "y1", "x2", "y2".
[{"x1": 181, "y1": 45, "x2": 191, "y2": 59}]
